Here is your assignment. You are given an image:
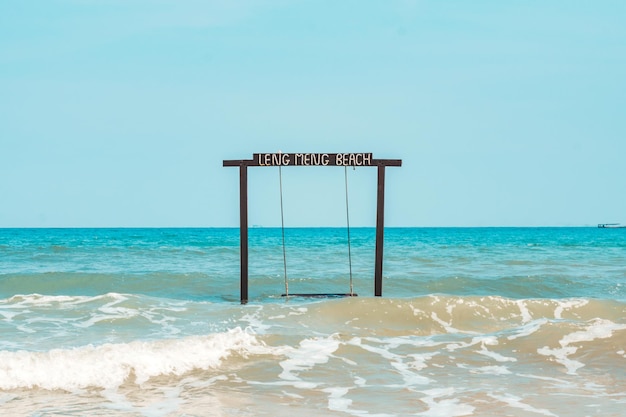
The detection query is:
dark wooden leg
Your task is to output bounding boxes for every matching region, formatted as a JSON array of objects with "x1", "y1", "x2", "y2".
[
  {"x1": 240, "y1": 164, "x2": 249, "y2": 304},
  {"x1": 375, "y1": 165, "x2": 386, "y2": 296}
]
